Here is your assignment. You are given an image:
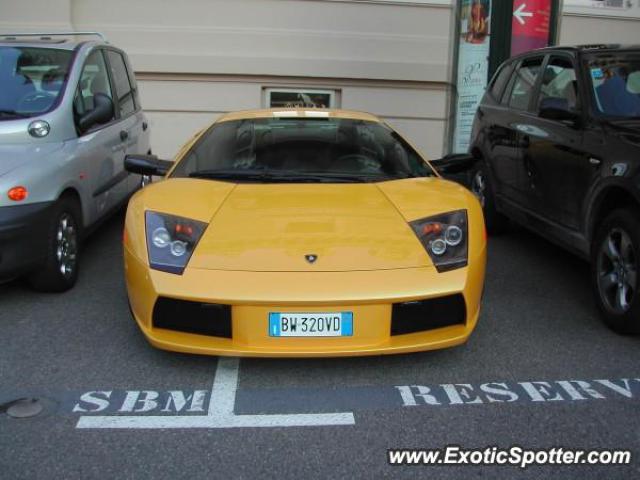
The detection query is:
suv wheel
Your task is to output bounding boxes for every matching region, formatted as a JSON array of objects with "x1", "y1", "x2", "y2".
[
  {"x1": 592, "y1": 208, "x2": 640, "y2": 334},
  {"x1": 470, "y1": 163, "x2": 508, "y2": 235},
  {"x1": 28, "y1": 196, "x2": 82, "y2": 292}
]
